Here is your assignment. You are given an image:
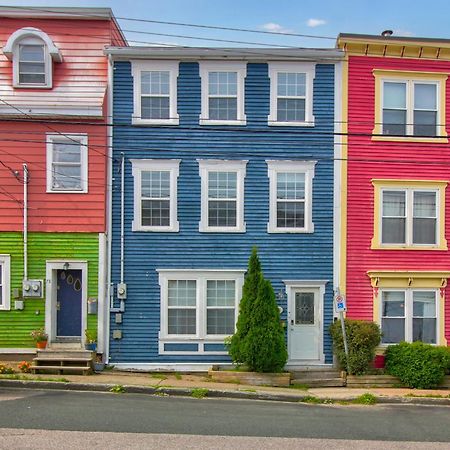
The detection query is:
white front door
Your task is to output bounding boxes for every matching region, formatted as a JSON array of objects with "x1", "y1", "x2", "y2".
[{"x1": 288, "y1": 288, "x2": 321, "y2": 362}]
